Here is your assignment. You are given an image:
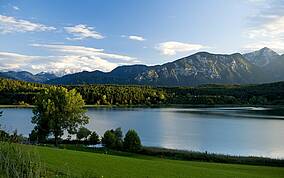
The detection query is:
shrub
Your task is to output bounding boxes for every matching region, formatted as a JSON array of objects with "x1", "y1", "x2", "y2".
[
  {"x1": 123, "y1": 129, "x2": 141, "y2": 152},
  {"x1": 101, "y1": 130, "x2": 117, "y2": 149},
  {"x1": 114, "y1": 128, "x2": 123, "y2": 150},
  {"x1": 89, "y1": 131, "x2": 100, "y2": 145},
  {"x1": 77, "y1": 127, "x2": 91, "y2": 141}
]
